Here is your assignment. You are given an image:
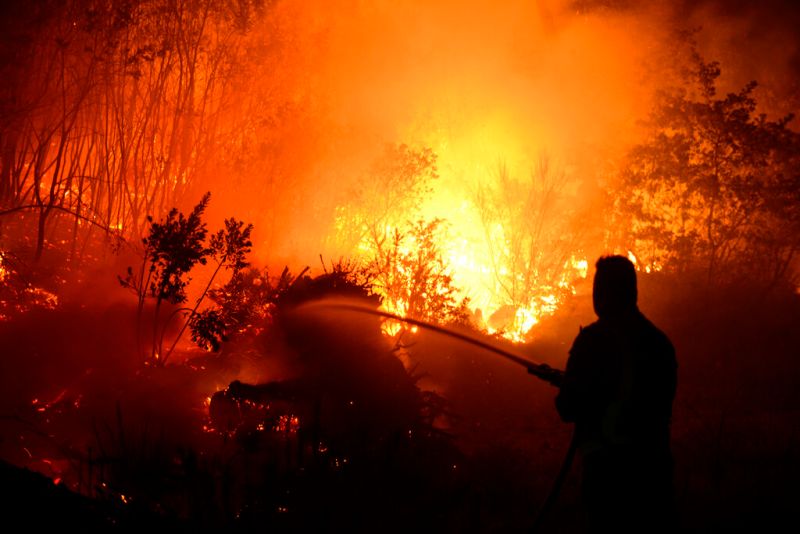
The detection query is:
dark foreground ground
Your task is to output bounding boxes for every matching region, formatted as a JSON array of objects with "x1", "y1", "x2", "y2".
[{"x1": 1, "y1": 272, "x2": 798, "y2": 532}]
